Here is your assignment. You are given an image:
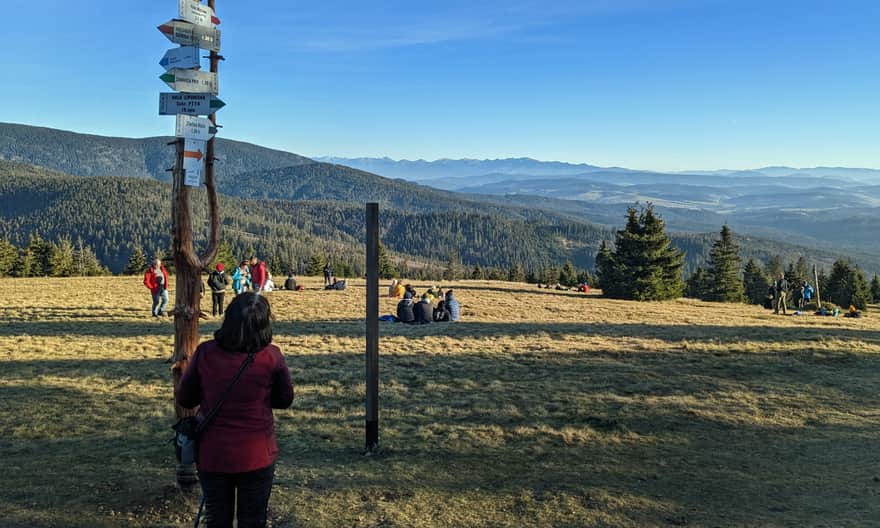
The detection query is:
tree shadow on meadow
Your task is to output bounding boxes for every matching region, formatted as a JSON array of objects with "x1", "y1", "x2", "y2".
[
  {"x1": 2, "y1": 345, "x2": 879, "y2": 526},
  {"x1": 4, "y1": 317, "x2": 880, "y2": 348}
]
